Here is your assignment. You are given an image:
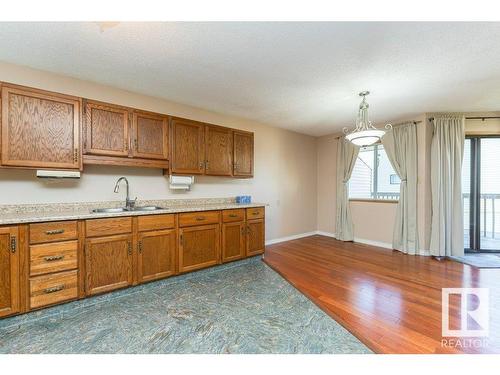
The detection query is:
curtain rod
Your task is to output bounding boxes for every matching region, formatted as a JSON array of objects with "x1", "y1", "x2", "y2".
[
  {"x1": 333, "y1": 120, "x2": 422, "y2": 139},
  {"x1": 428, "y1": 116, "x2": 500, "y2": 122}
]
